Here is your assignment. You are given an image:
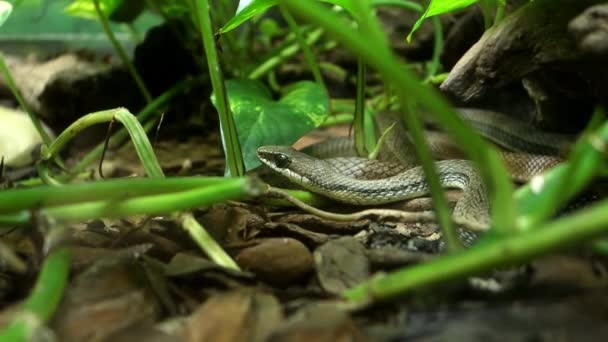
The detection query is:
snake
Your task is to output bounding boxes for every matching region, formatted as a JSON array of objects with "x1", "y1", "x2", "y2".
[{"x1": 256, "y1": 109, "x2": 573, "y2": 236}]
